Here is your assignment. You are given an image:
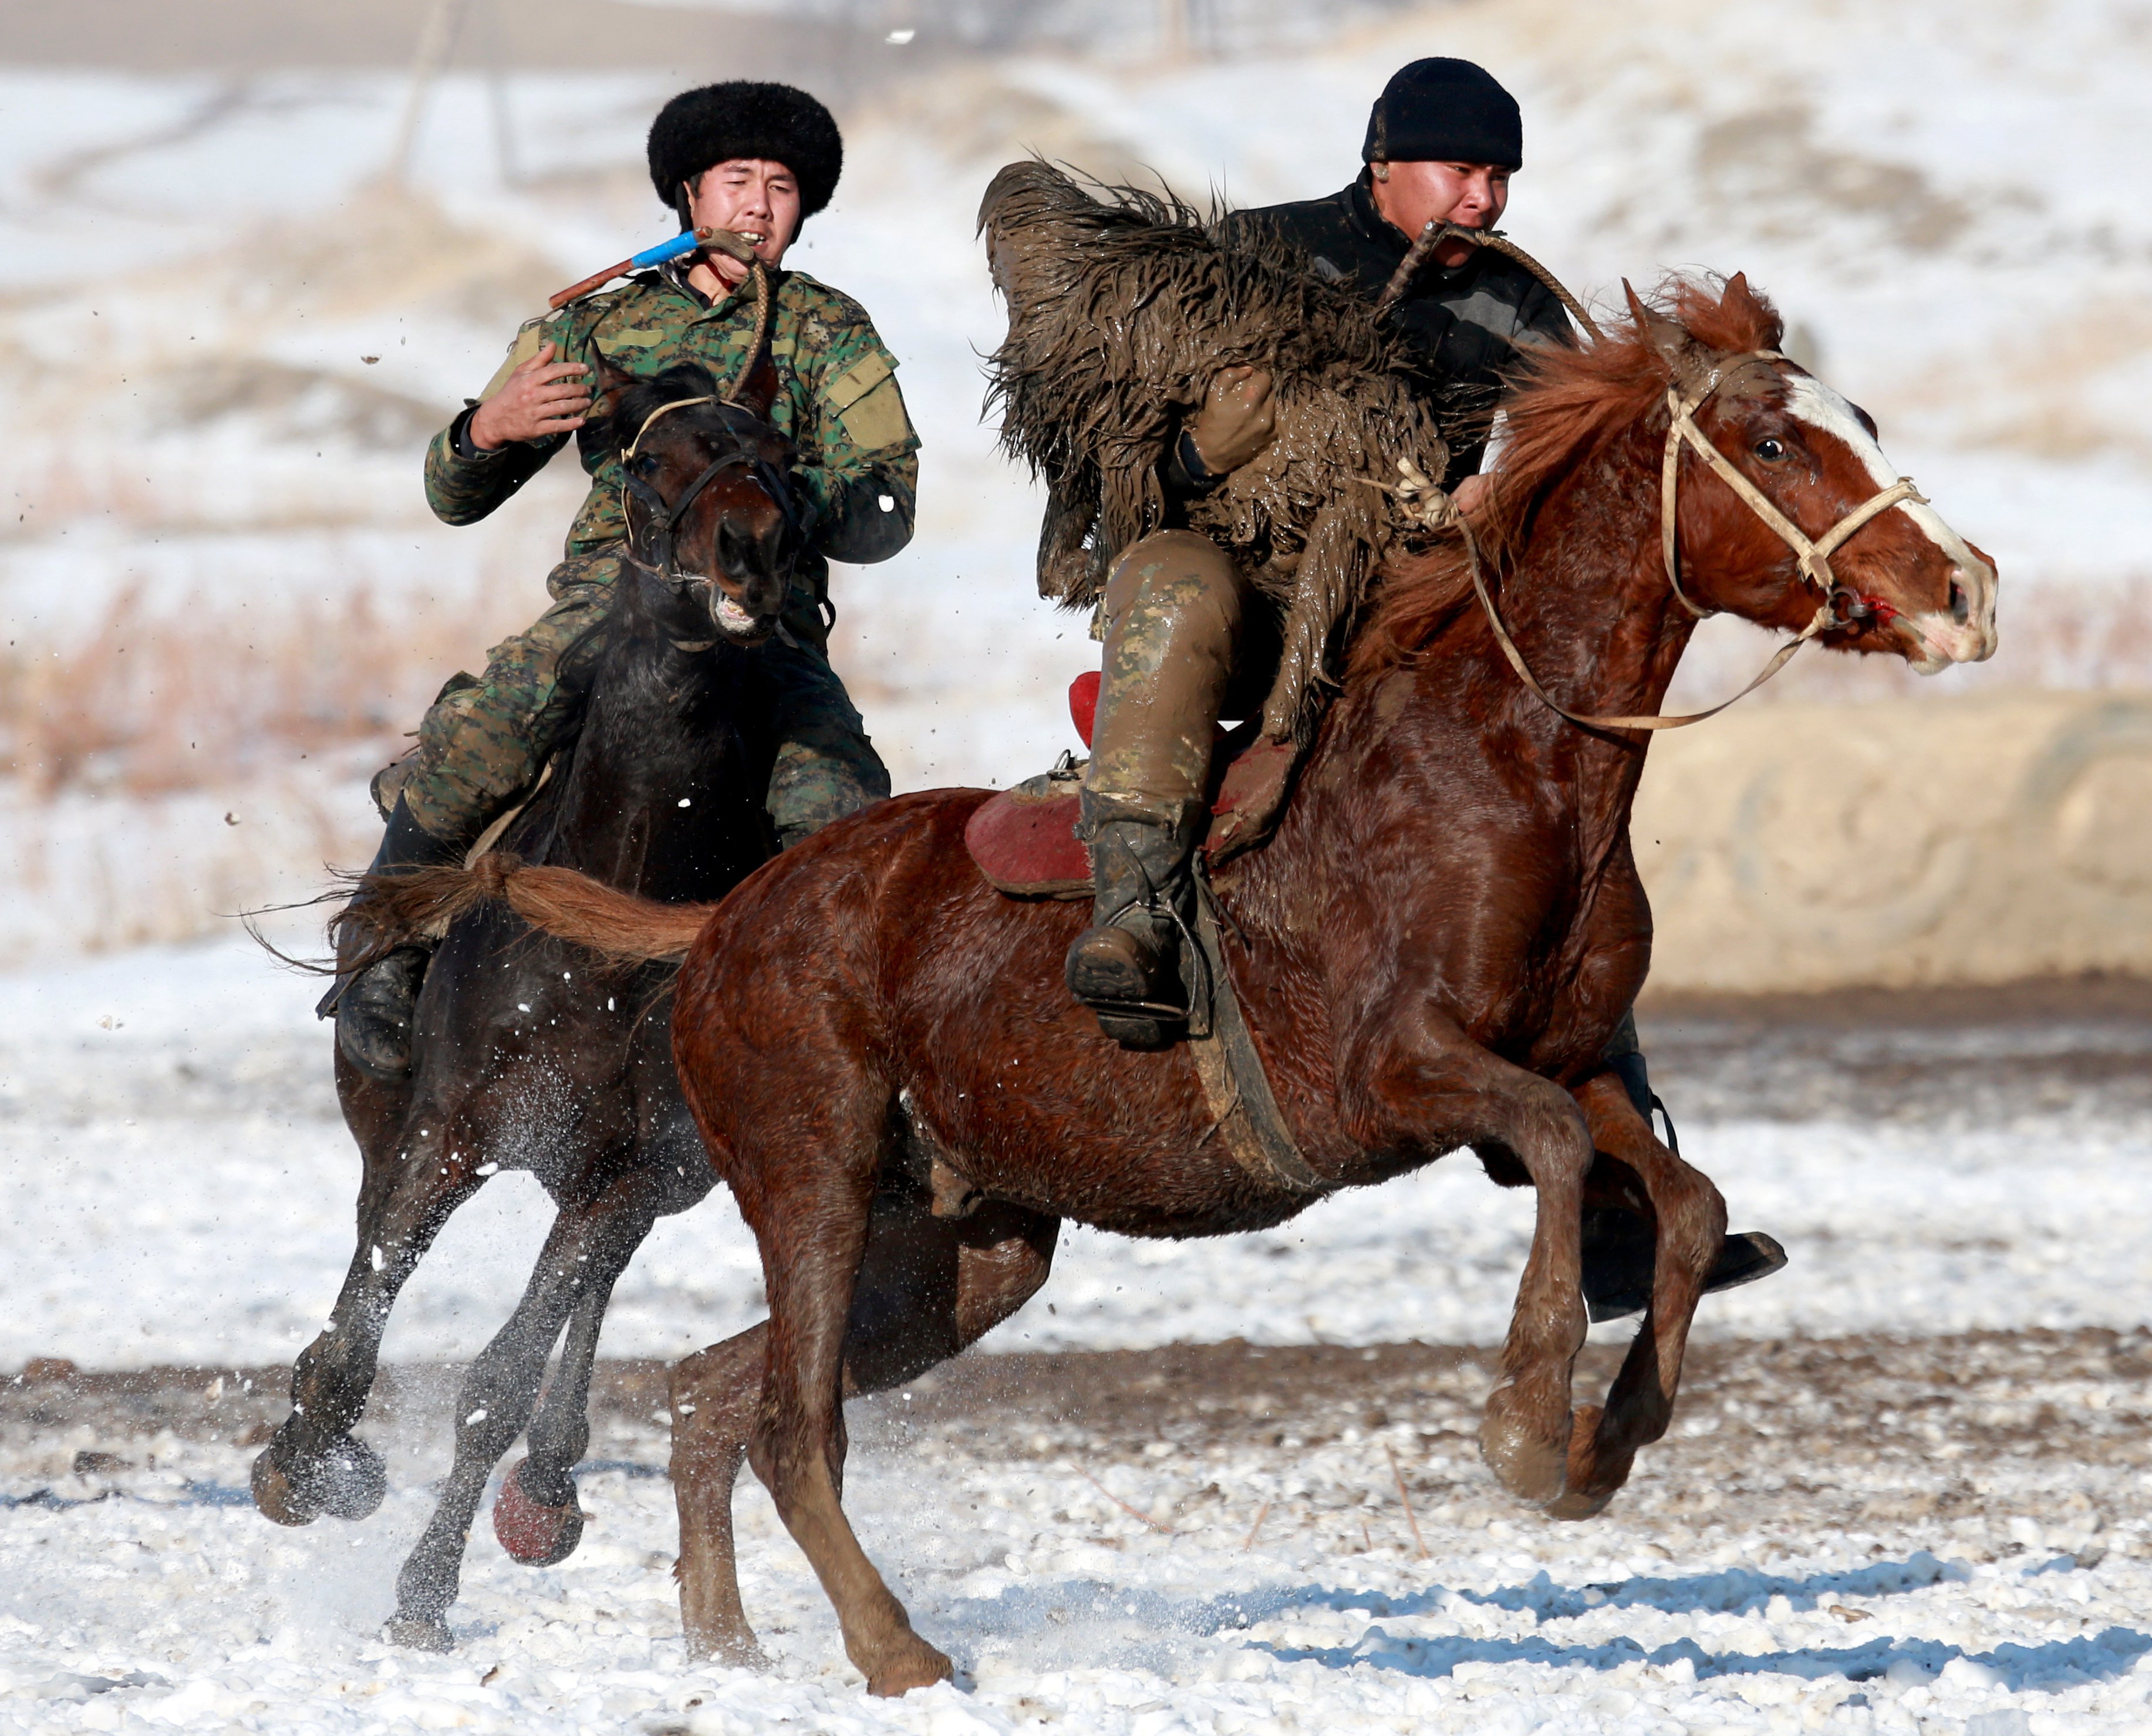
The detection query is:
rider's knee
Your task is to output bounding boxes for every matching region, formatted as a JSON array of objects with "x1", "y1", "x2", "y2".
[{"x1": 1102, "y1": 529, "x2": 1251, "y2": 646}]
